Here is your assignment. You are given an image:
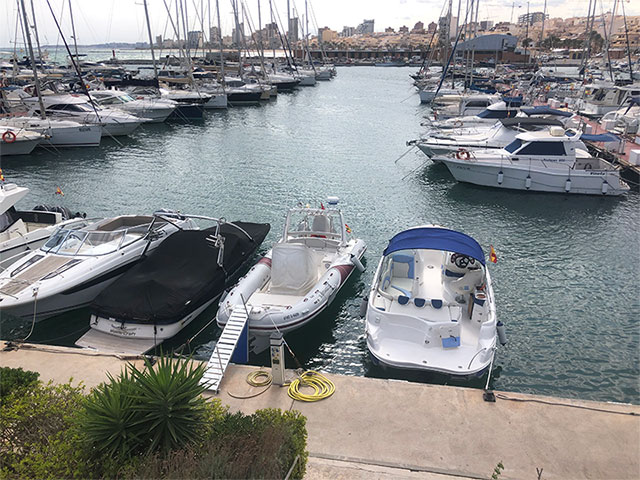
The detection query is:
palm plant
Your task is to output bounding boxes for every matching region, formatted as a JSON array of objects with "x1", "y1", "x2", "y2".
[{"x1": 81, "y1": 354, "x2": 208, "y2": 458}]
